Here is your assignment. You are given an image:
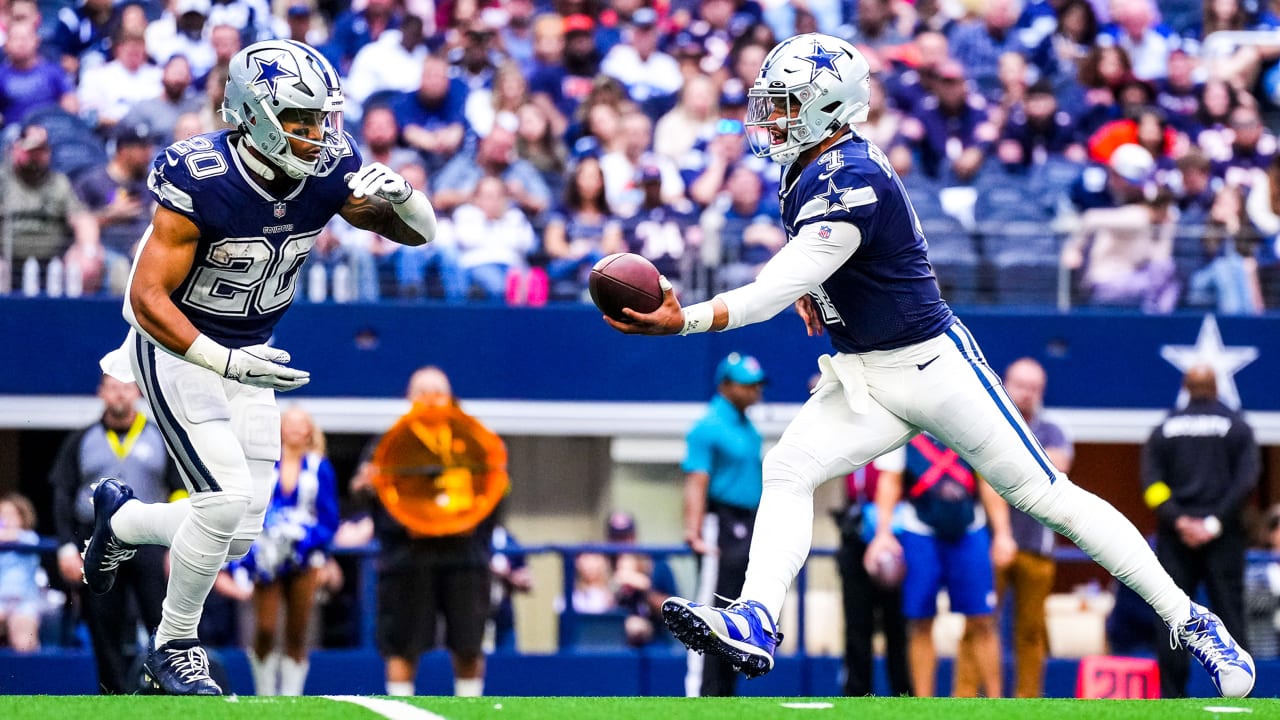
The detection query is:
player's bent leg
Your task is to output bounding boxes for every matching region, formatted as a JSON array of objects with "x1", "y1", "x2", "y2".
[
  {"x1": 662, "y1": 597, "x2": 781, "y2": 679},
  {"x1": 740, "y1": 384, "x2": 913, "y2": 616},
  {"x1": 82, "y1": 477, "x2": 138, "y2": 595},
  {"x1": 1008, "y1": 476, "x2": 1254, "y2": 696}
]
